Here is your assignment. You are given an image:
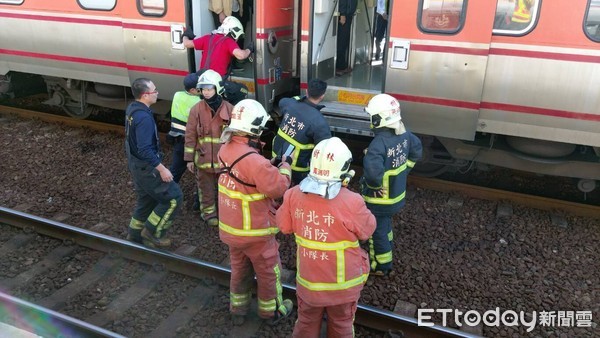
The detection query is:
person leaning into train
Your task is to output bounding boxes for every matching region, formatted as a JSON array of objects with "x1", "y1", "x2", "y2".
[
  {"x1": 217, "y1": 99, "x2": 294, "y2": 326},
  {"x1": 276, "y1": 137, "x2": 376, "y2": 337},
  {"x1": 271, "y1": 78, "x2": 331, "y2": 186},
  {"x1": 124, "y1": 78, "x2": 183, "y2": 248},
  {"x1": 184, "y1": 70, "x2": 233, "y2": 227},
  {"x1": 182, "y1": 16, "x2": 253, "y2": 78},
  {"x1": 360, "y1": 94, "x2": 423, "y2": 276}
]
